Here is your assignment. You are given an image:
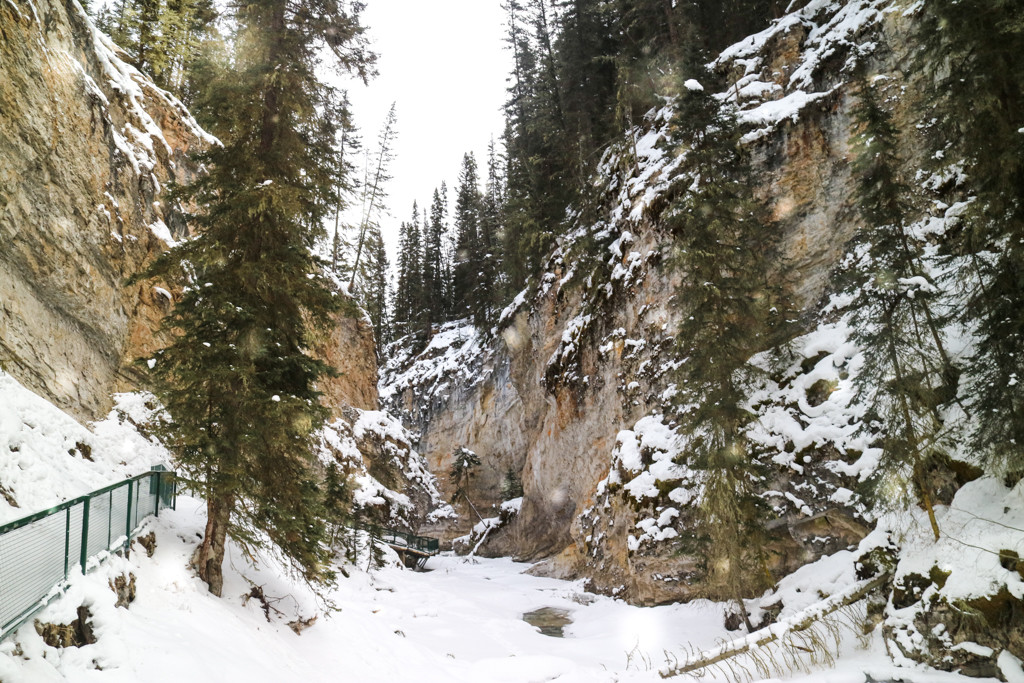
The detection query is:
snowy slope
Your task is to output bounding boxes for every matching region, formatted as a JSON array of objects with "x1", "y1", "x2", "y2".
[
  {"x1": 0, "y1": 371, "x2": 170, "y2": 524},
  {"x1": 0, "y1": 494, "x2": 1004, "y2": 683}
]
